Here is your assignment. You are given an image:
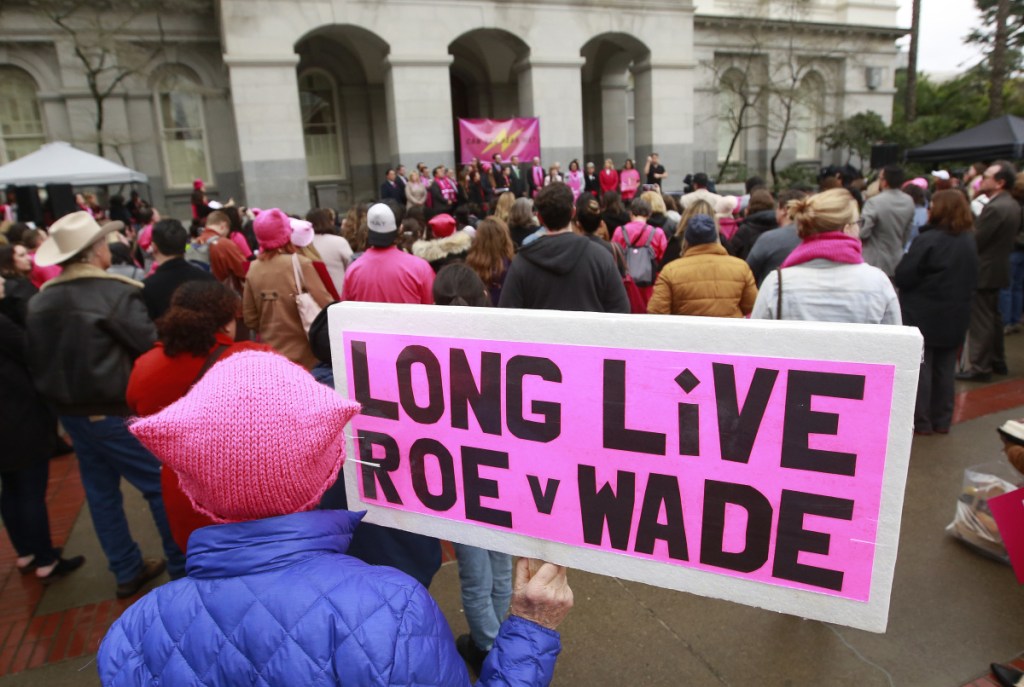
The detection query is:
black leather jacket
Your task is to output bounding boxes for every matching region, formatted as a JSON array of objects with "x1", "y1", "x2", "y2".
[{"x1": 26, "y1": 264, "x2": 156, "y2": 416}]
